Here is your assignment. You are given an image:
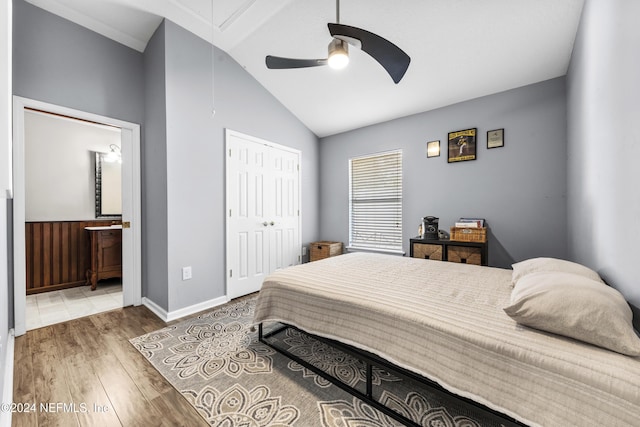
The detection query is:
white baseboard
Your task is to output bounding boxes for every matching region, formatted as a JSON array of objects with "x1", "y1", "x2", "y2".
[
  {"x1": 0, "y1": 329, "x2": 15, "y2": 427},
  {"x1": 142, "y1": 295, "x2": 229, "y2": 323},
  {"x1": 141, "y1": 297, "x2": 168, "y2": 321}
]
